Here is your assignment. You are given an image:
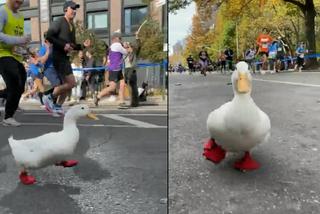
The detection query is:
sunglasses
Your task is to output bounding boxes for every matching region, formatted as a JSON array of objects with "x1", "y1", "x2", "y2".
[{"x1": 70, "y1": 6, "x2": 78, "y2": 10}]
